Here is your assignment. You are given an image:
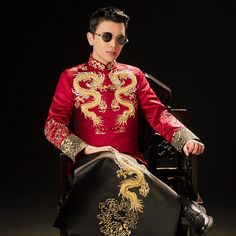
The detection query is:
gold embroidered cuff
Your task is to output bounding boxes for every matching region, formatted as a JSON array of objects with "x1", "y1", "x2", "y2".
[
  {"x1": 171, "y1": 127, "x2": 199, "y2": 152},
  {"x1": 61, "y1": 134, "x2": 88, "y2": 161}
]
